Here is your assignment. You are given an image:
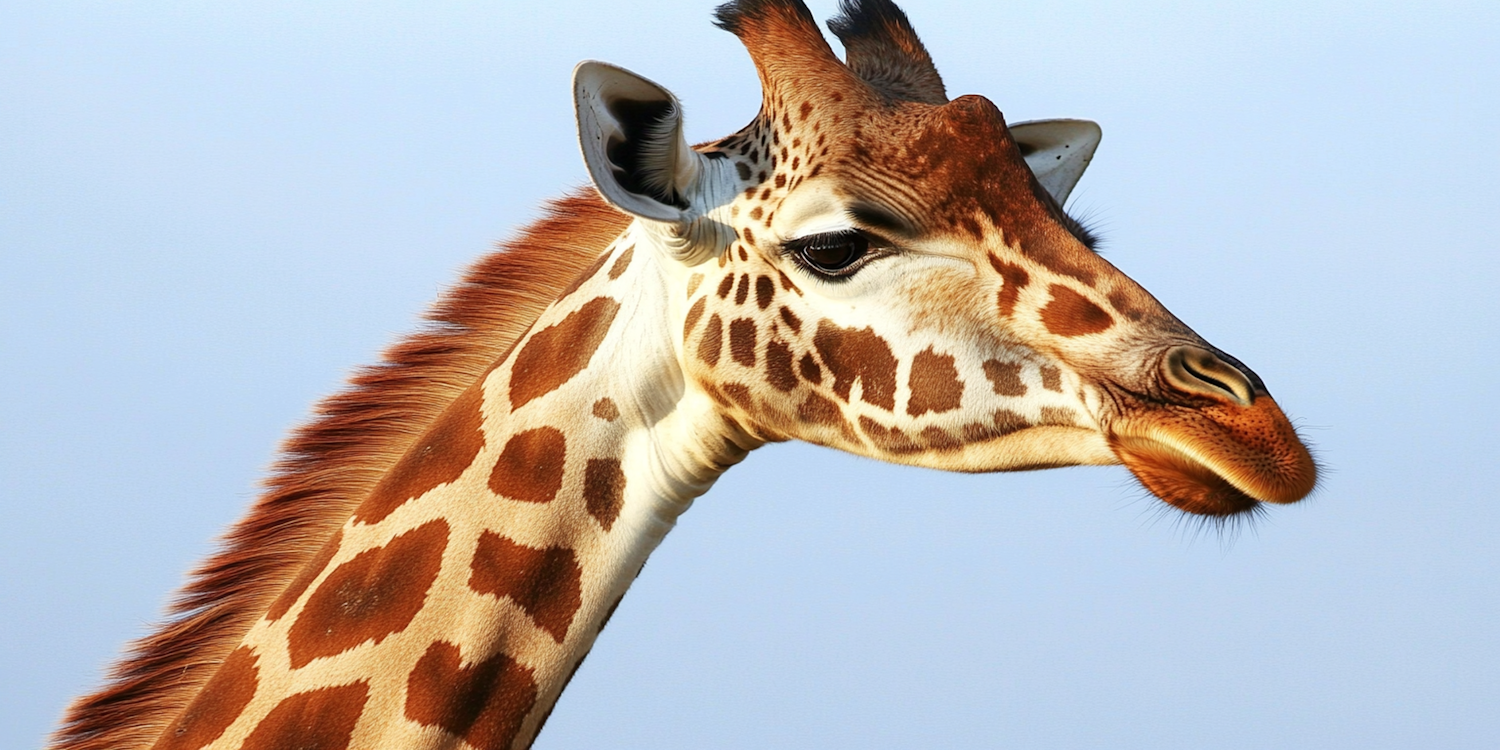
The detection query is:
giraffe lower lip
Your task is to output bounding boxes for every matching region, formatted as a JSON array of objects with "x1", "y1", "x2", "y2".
[
  {"x1": 1111, "y1": 434, "x2": 1261, "y2": 517},
  {"x1": 1107, "y1": 394, "x2": 1318, "y2": 516}
]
